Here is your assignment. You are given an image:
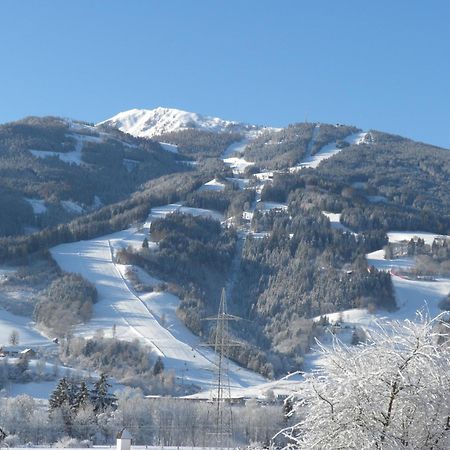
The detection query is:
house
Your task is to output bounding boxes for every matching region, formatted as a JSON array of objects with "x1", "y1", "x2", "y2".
[
  {"x1": 20, "y1": 348, "x2": 36, "y2": 359},
  {"x1": 0, "y1": 346, "x2": 36, "y2": 358}
]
